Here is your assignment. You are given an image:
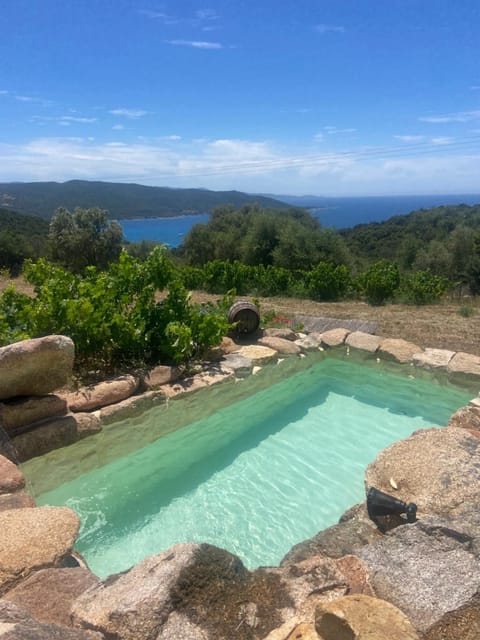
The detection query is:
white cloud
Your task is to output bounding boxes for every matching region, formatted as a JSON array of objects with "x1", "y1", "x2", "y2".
[
  {"x1": 394, "y1": 135, "x2": 426, "y2": 142},
  {"x1": 315, "y1": 24, "x2": 345, "y2": 34},
  {"x1": 324, "y1": 126, "x2": 356, "y2": 135},
  {"x1": 314, "y1": 133, "x2": 324, "y2": 141},
  {"x1": 109, "y1": 108, "x2": 149, "y2": 118},
  {"x1": 164, "y1": 135, "x2": 182, "y2": 141},
  {"x1": 112, "y1": 124, "x2": 125, "y2": 130},
  {"x1": 166, "y1": 39, "x2": 222, "y2": 49},
  {"x1": 1, "y1": 135, "x2": 480, "y2": 195},
  {"x1": 59, "y1": 116, "x2": 97, "y2": 124},
  {"x1": 419, "y1": 110, "x2": 480, "y2": 123},
  {"x1": 196, "y1": 8, "x2": 218, "y2": 21}
]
